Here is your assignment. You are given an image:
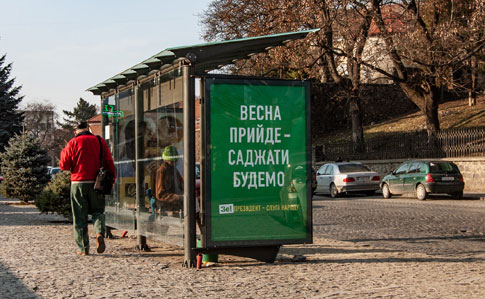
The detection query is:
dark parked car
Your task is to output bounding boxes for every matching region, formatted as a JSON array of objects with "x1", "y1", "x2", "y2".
[
  {"x1": 195, "y1": 162, "x2": 200, "y2": 199},
  {"x1": 48, "y1": 167, "x2": 62, "y2": 178},
  {"x1": 380, "y1": 160, "x2": 465, "y2": 200},
  {"x1": 312, "y1": 168, "x2": 317, "y2": 194}
]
